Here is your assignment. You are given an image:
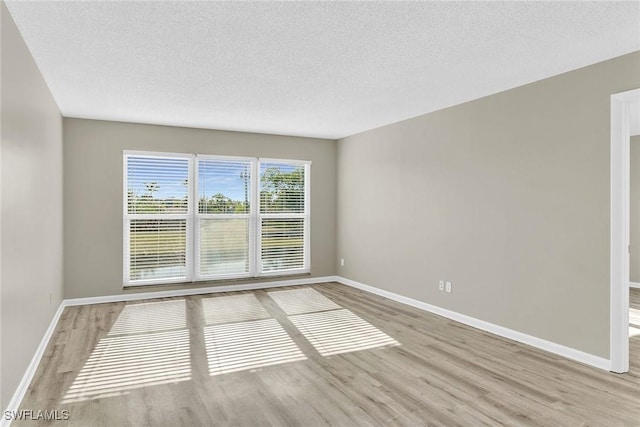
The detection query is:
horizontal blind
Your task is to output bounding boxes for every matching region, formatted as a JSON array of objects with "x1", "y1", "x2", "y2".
[
  {"x1": 197, "y1": 158, "x2": 252, "y2": 278},
  {"x1": 199, "y1": 218, "x2": 249, "y2": 276},
  {"x1": 127, "y1": 156, "x2": 189, "y2": 214},
  {"x1": 259, "y1": 162, "x2": 305, "y2": 214},
  {"x1": 261, "y1": 218, "x2": 305, "y2": 272},
  {"x1": 125, "y1": 155, "x2": 190, "y2": 283},
  {"x1": 129, "y1": 219, "x2": 187, "y2": 281},
  {"x1": 198, "y1": 159, "x2": 251, "y2": 214}
]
